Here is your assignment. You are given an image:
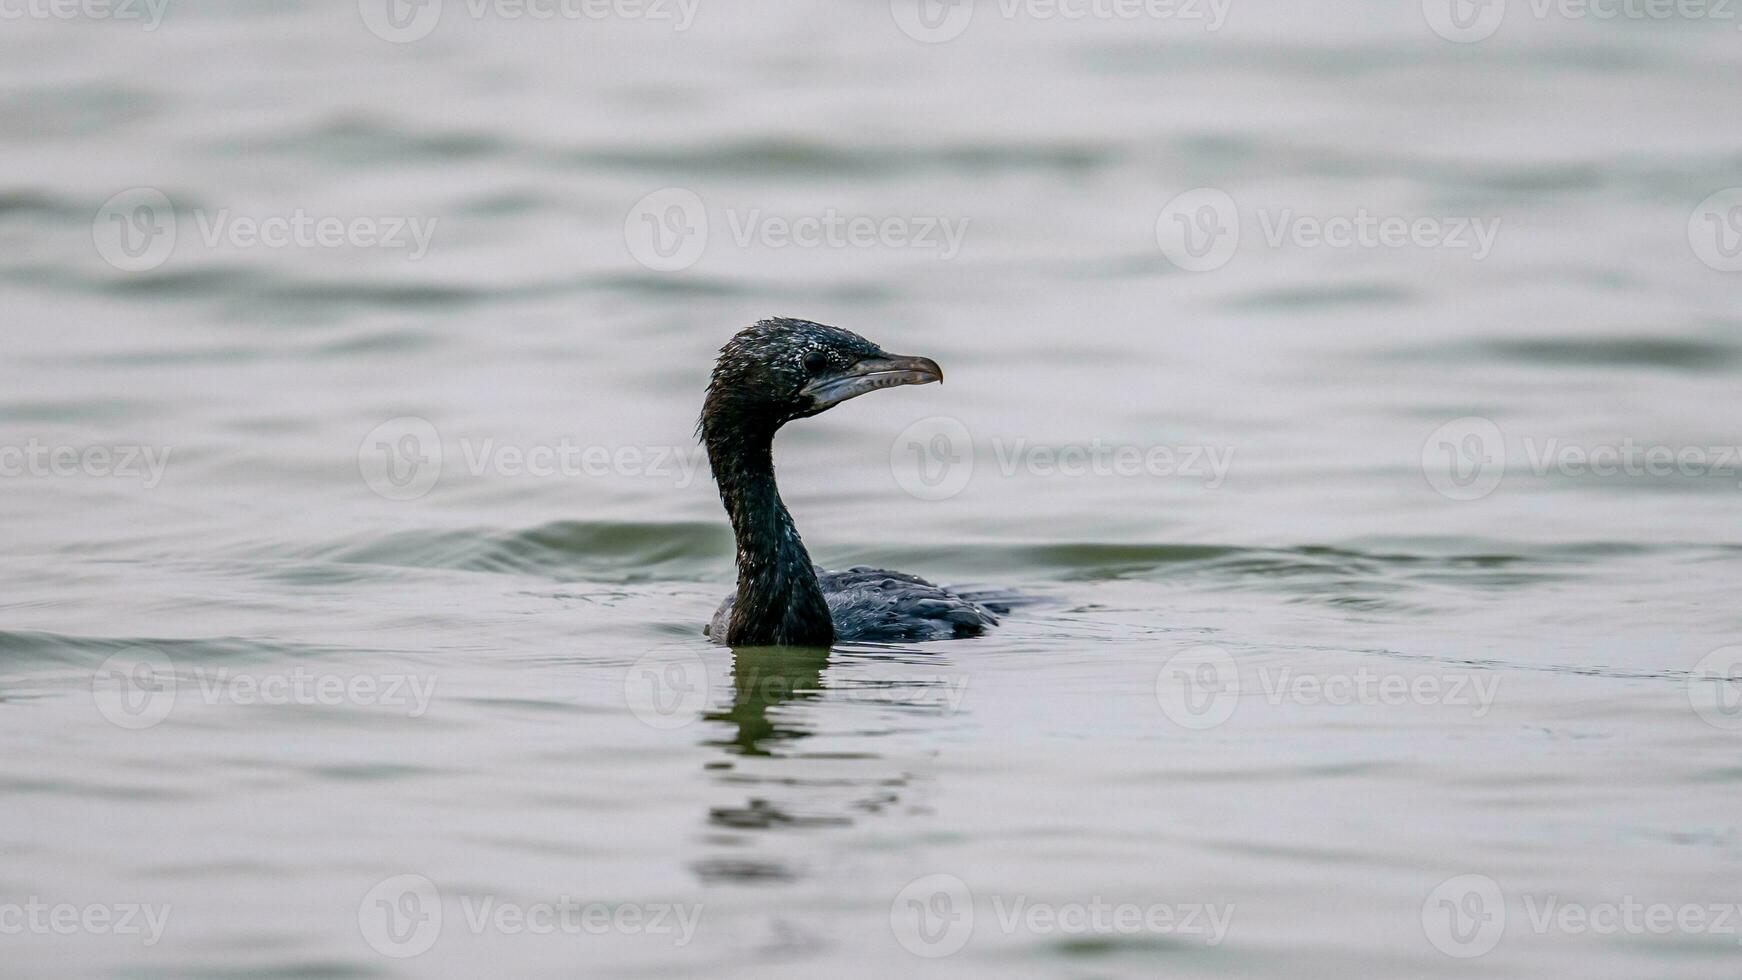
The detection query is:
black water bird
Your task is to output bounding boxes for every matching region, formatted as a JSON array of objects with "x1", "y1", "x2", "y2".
[{"x1": 701, "y1": 317, "x2": 1001, "y2": 647}]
